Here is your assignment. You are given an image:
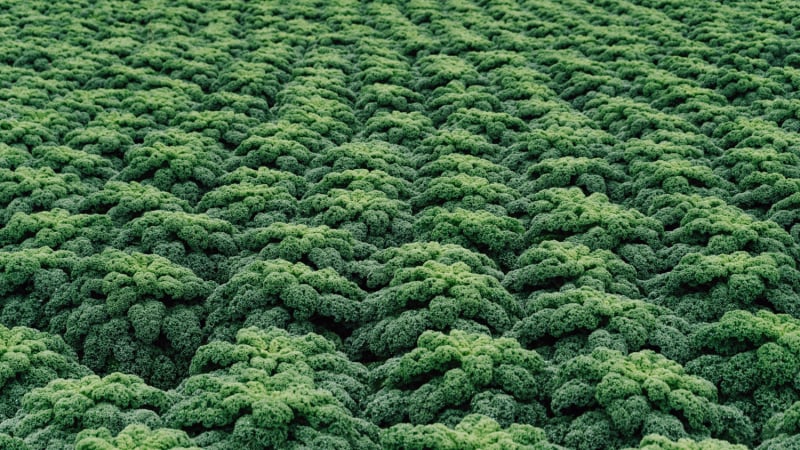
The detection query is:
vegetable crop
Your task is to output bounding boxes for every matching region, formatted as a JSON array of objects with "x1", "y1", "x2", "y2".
[{"x1": 1, "y1": 0, "x2": 798, "y2": 448}]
